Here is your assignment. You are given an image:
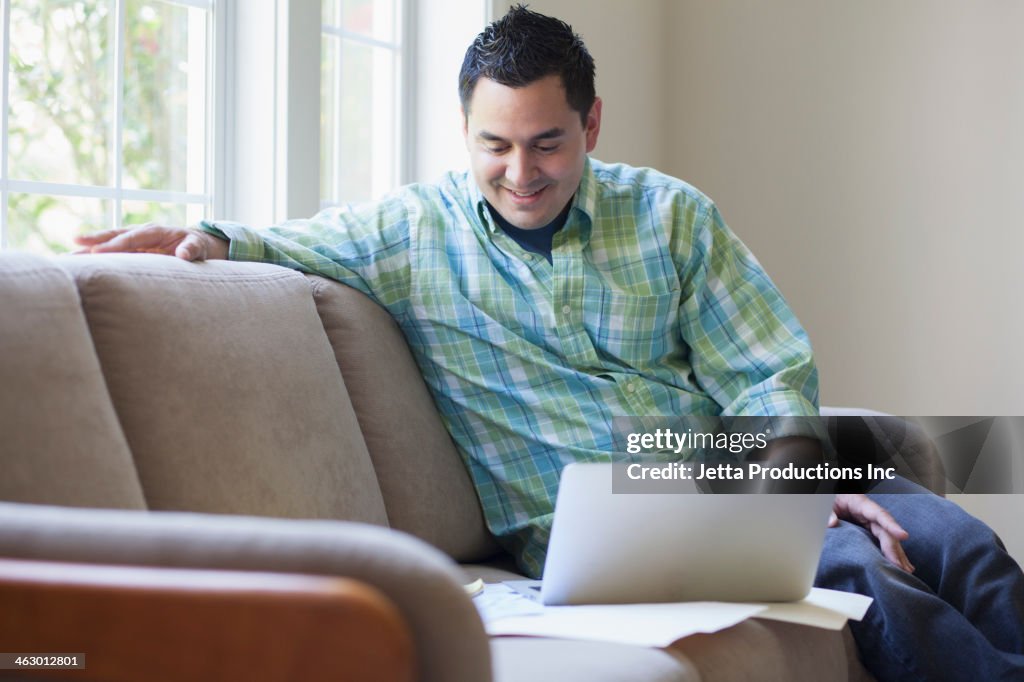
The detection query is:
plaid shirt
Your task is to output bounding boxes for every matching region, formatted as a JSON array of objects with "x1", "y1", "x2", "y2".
[{"x1": 202, "y1": 158, "x2": 819, "y2": 577}]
